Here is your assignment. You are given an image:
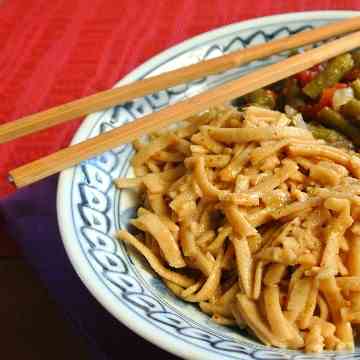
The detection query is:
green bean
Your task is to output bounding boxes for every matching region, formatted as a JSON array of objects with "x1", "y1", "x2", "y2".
[
  {"x1": 341, "y1": 99, "x2": 360, "y2": 126},
  {"x1": 282, "y1": 78, "x2": 306, "y2": 110},
  {"x1": 318, "y1": 107, "x2": 360, "y2": 146},
  {"x1": 303, "y1": 54, "x2": 354, "y2": 99},
  {"x1": 243, "y1": 89, "x2": 276, "y2": 109},
  {"x1": 308, "y1": 122, "x2": 353, "y2": 149},
  {"x1": 352, "y1": 79, "x2": 360, "y2": 100},
  {"x1": 351, "y1": 49, "x2": 360, "y2": 67}
]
